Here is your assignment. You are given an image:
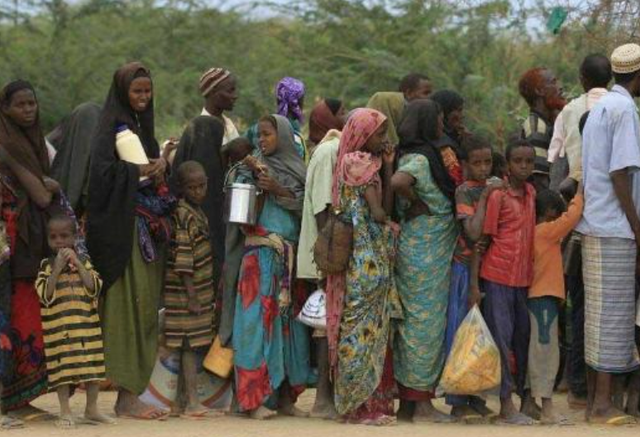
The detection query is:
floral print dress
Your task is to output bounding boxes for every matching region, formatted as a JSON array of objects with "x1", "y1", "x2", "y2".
[
  {"x1": 232, "y1": 195, "x2": 310, "y2": 412},
  {"x1": 334, "y1": 183, "x2": 400, "y2": 419}
]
